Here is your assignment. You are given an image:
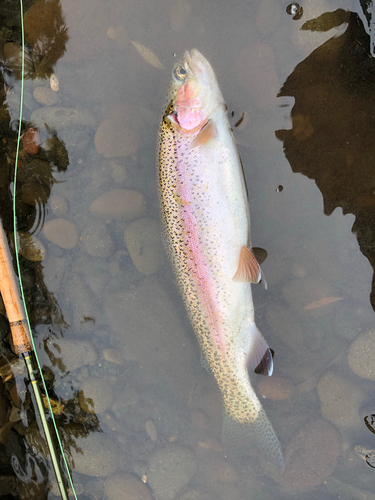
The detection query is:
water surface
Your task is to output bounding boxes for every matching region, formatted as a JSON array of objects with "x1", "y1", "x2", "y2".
[{"x1": 1, "y1": 1, "x2": 375, "y2": 499}]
